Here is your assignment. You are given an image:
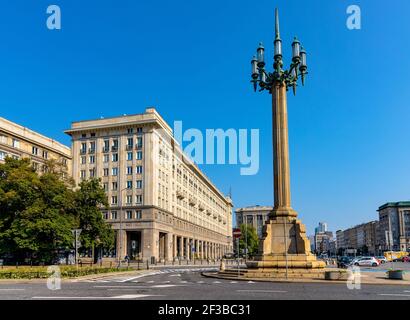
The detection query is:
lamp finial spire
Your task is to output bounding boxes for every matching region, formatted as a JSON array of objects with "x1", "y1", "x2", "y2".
[{"x1": 275, "y1": 8, "x2": 280, "y2": 40}]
